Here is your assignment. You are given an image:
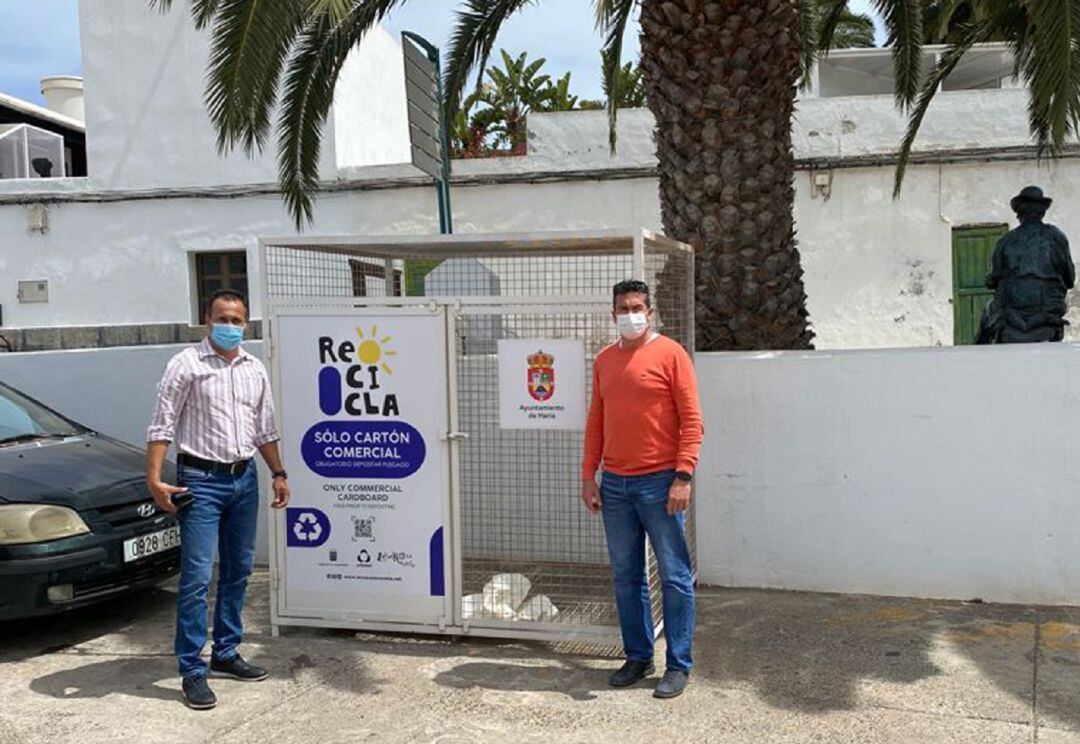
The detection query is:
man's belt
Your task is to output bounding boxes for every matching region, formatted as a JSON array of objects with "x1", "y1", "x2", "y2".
[{"x1": 177, "y1": 453, "x2": 252, "y2": 476}]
